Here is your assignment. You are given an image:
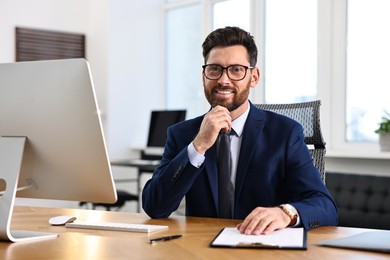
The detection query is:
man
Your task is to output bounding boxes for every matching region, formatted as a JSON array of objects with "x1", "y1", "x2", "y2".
[{"x1": 142, "y1": 26, "x2": 338, "y2": 235}]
